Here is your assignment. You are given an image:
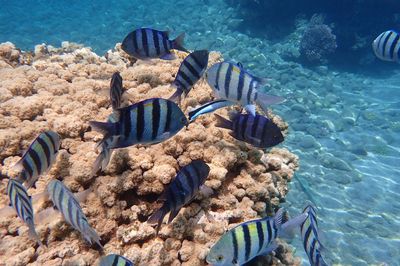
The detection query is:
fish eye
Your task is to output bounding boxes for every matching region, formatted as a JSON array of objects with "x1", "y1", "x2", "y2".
[
  {"x1": 216, "y1": 255, "x2": 224, "y2": 262},
  {"x1": 180, "y1": 116, "x2": 187, "y2": 124}
]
